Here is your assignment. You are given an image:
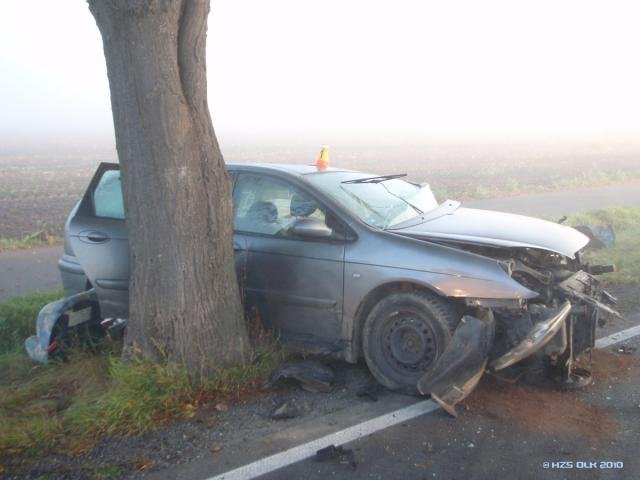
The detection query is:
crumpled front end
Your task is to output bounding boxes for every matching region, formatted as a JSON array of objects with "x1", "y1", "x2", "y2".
[{"x1": 416, "y1": 242, "x2": 621, "y2": 415}]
